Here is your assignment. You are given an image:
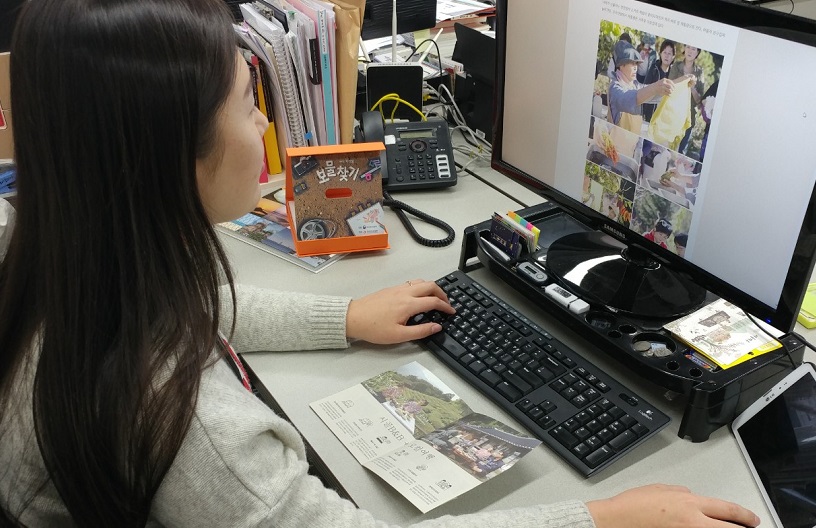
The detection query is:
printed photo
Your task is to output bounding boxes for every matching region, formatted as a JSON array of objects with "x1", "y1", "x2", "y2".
[
  {"x1": 362, "y1": 363, "x2": 473, "y2": 438},
  {"x1": 422, "y1": 414, "x2": 540, "y2": 482}
]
